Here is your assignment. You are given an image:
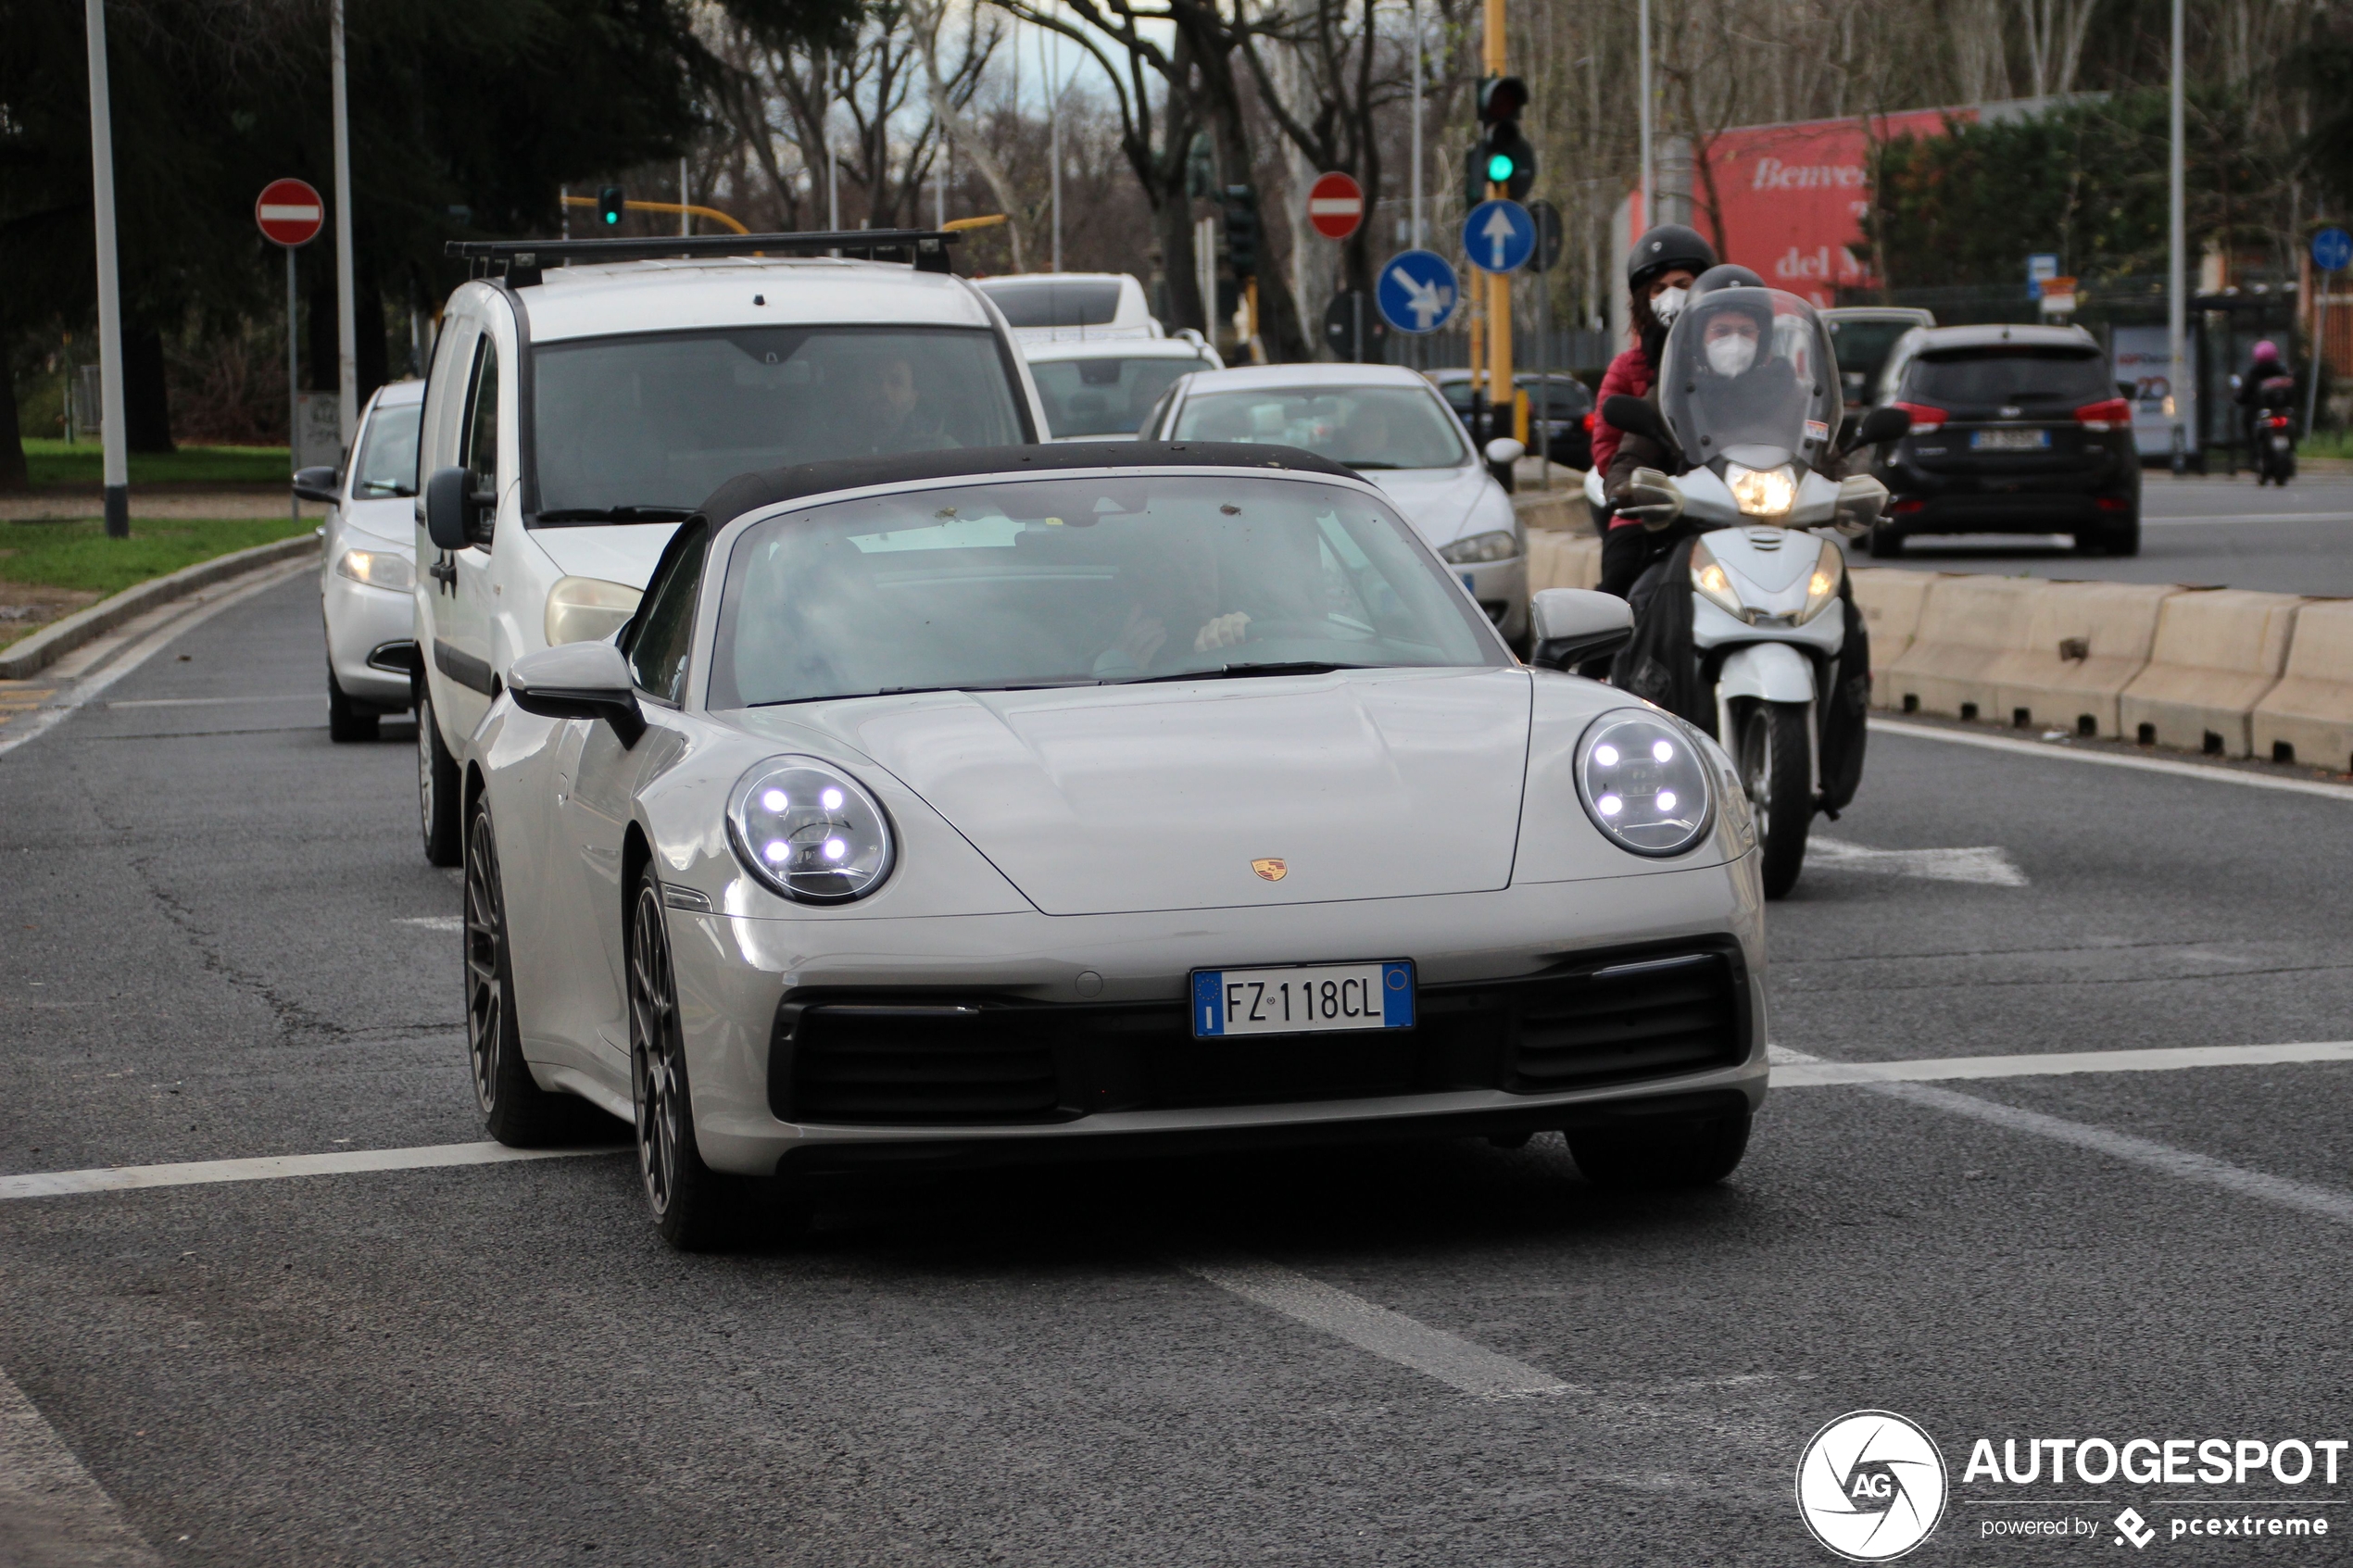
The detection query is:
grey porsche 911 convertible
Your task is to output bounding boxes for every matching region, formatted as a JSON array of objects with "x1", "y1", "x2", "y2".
[{"x1": 464, "y1": 443, "x2": 1767, "y2": 1248}]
